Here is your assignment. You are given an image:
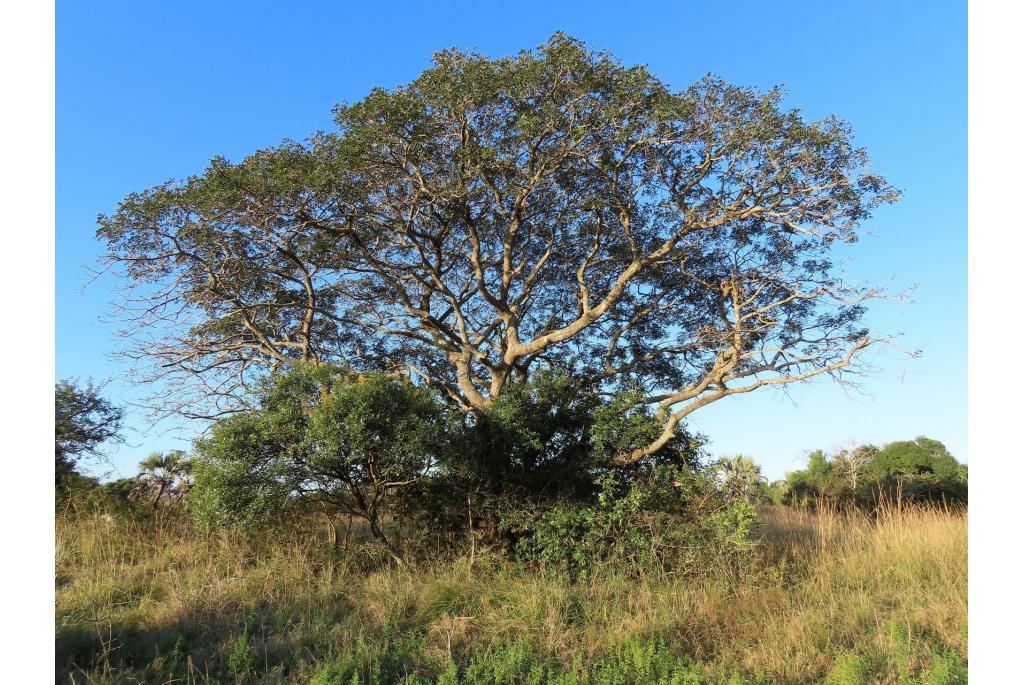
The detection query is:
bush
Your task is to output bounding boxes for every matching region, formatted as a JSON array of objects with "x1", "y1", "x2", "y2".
[
  {"x1": 191, "y1": 364, "x2": 457, "y2": 563},
  {"x1": 228, "y1": 628, "x2": 259, "y2": 679},
  {"x1": 501, "y1": 465, "x2": 755, "y2": 580},
  {"x1": 398, "y1": 372, "x2": 707, "y2": 558},
  {"x1": 56, "y1": 472, "x2": 155, "y2": 520}
]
